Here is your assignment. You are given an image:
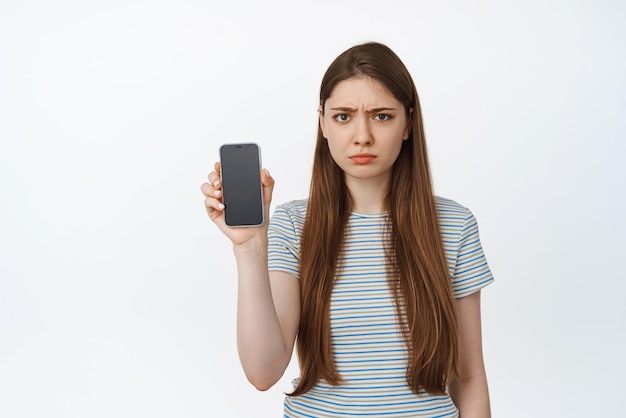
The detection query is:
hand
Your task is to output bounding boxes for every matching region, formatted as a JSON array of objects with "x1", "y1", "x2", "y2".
[{"x1": 201, "y1": 162, "x2": 275, "y2": 246}]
